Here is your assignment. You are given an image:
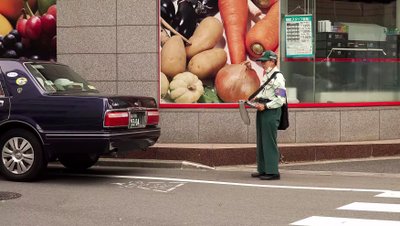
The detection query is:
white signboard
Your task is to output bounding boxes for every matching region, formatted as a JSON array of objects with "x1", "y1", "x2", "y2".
[{"x1": 285, "y1": 15, "x2": 313, "y2": 58}]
